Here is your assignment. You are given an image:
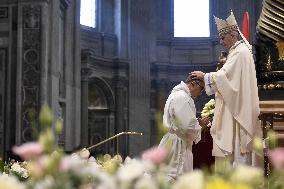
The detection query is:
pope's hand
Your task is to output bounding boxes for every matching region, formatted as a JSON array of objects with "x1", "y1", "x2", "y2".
[{"x1": 190, "y1": 71, "x2": 205, "y2": 80}]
